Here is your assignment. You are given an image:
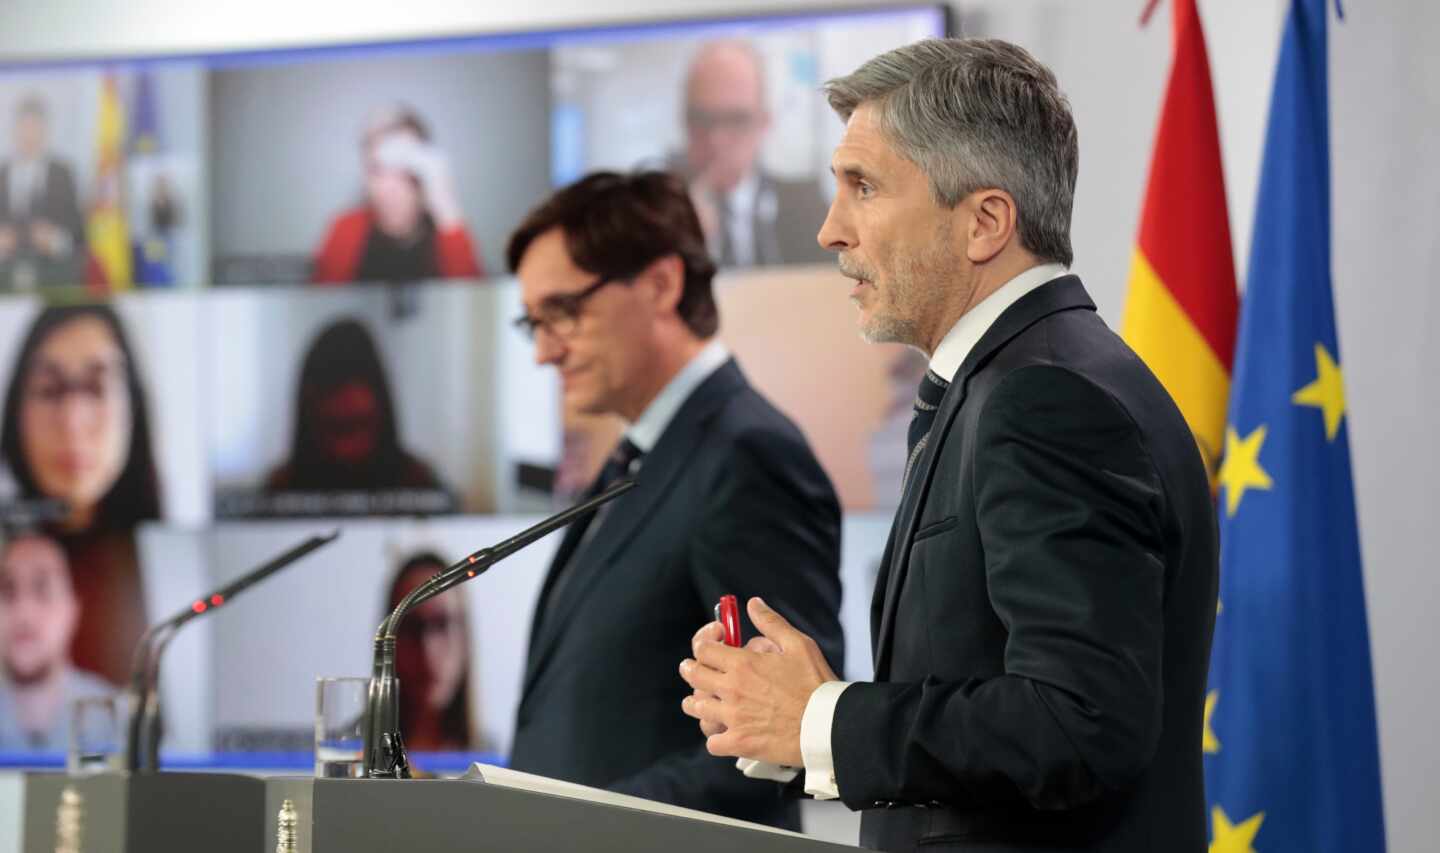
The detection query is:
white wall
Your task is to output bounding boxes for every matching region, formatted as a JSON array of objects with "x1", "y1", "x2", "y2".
[{"x1": 2, "y1": 0, "x2": 1435, "y2": 849}]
